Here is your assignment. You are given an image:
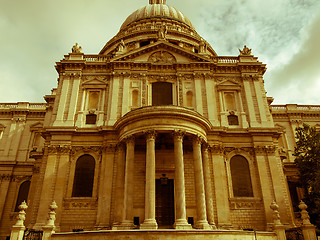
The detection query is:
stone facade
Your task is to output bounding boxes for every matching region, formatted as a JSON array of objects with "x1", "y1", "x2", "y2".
[{"x1": 0, "y1": 0, "x2": 319, "y2": 239}]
